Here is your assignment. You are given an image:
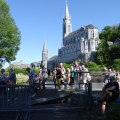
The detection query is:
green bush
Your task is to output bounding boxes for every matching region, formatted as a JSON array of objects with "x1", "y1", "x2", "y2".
[
  {"x1": 13, "y1": 68, "x2": 40, "y2": 75},
  {"x1": 86, "y1": 62, "x2": 98, "y2": 68},
  {"x1": 106, "y1": 103, "x2": 120, "y2": 120},
  {"x1": 63, "y1": 63, "x2": 74, "y2": 70},
  {"x1": 86, "y1": 62, "x2": 102, "y2": 71},
  {"x1": 113, "y1": 59, "x2": 120, "y2": 71},
  {"x1": 88, "y1": 67, "x2": 101, "y2": 71}
]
